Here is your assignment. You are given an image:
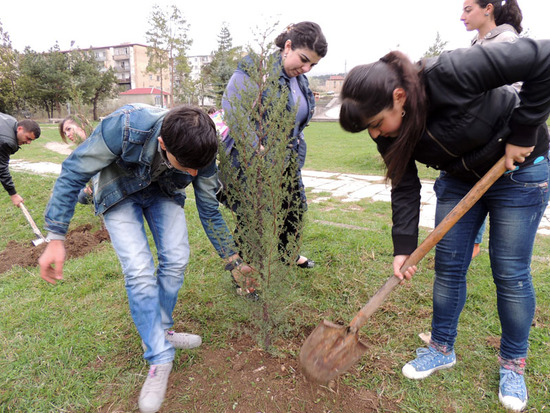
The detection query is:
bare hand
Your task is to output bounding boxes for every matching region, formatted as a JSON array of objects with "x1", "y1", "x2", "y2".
[
  {"x1": 505, "y1": 143, "x2": 535, "y2": 171},
  {"x1": 393, "y1": 255, "x2": 417, "y2": 281},
  {"x1": 11, "y1": 194, "x2": 23, "y2": 207},
  {"x1": 38, "y1": 240, "x2": 66, "y2": 284},
  {"x1": 231, "y1": 263, "x2": 259, "y2": 293}
]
